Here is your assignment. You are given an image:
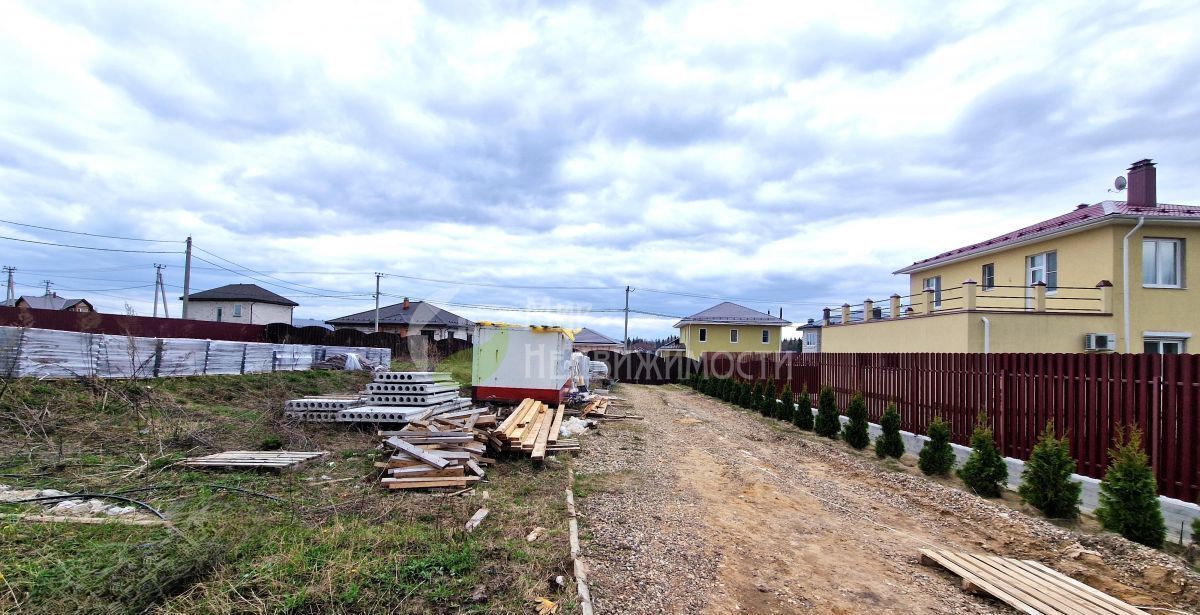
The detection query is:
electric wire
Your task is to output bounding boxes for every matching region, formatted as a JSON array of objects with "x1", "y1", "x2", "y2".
[
  {"x1": 0, "y1": 218, "x2": 180, "y2": 243},
  {"x1": 0, "y1": 235, "x2": 182, "y2": 254}
]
